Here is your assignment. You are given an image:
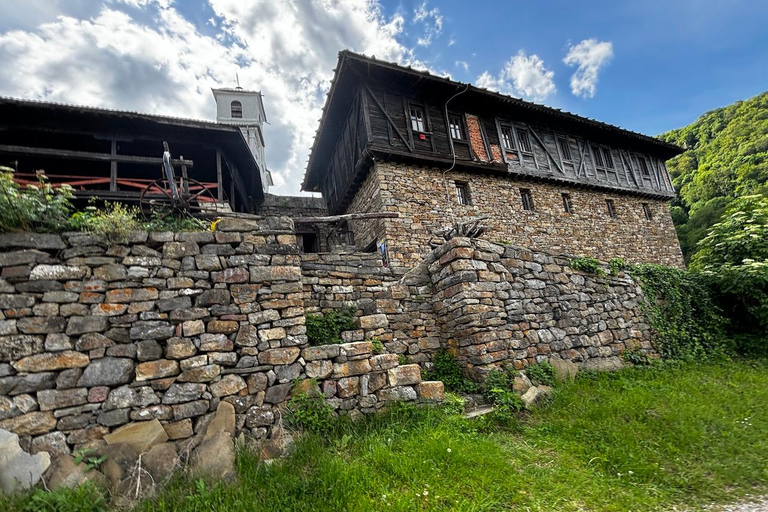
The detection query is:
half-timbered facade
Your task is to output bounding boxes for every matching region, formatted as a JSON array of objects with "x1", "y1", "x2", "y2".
[{"x1": 303, "y1": 51, "x2": 685, "y2": 267}]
